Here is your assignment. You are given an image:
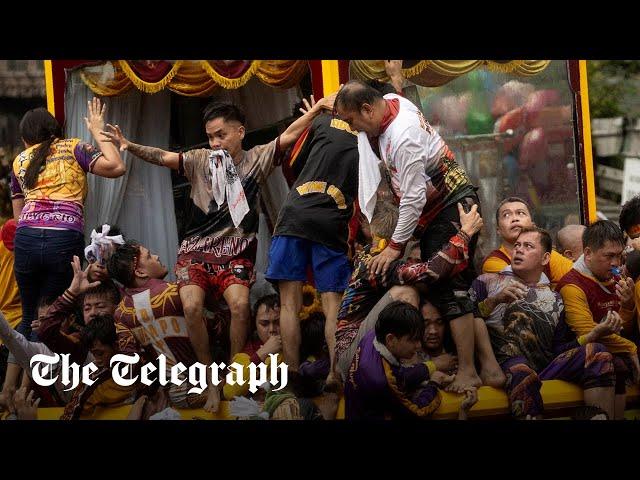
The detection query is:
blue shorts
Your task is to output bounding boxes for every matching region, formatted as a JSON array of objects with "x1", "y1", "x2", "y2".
[{"x1": 265, "y1": 235, "x2": 351, "y2": 293}]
